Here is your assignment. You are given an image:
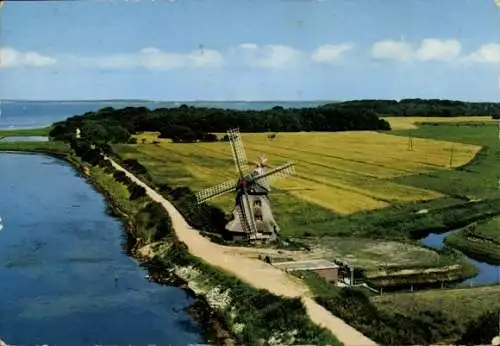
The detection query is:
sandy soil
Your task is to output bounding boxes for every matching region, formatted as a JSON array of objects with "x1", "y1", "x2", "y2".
[{"x1": 109, "y1": 158, "x2": 377, "y2": 346}]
